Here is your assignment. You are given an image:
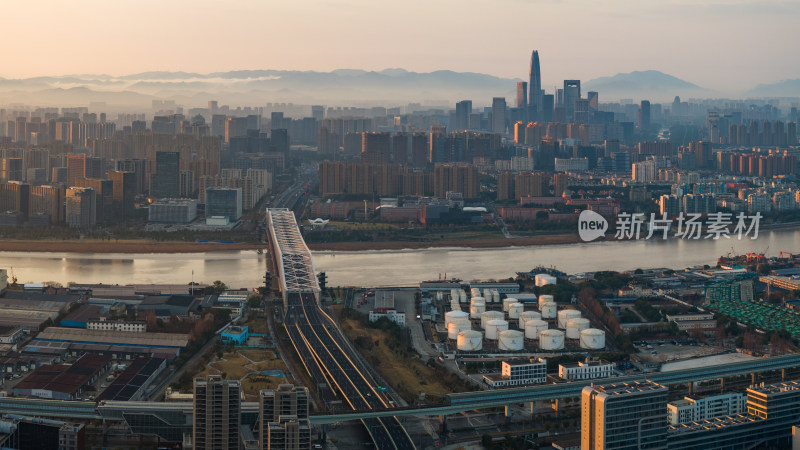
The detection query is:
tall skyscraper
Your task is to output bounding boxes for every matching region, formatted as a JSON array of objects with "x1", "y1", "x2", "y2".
[
  {"x1": 108, "y1": 171, "x2": 136, "y2": 220},
  {"x1": 150, "y1": 151, "x2": 180, "y2": 199},
  {"x1": 259, "y1": 384, "x2": 311, "y2": 450},
  {"x1": 541, "y1": 94, "x2": 554, "y2": 123},
  {"x1": 639, "y1": 100, "x2": 651, "y2": 131},
  {"x1": 516, "y1": 82, "x2": 528, "y2": 110},
  {"x1": 582, "y1": 380, "x2": 668, "y2": 450},
  {"x1": 492, "y1": 97, "x2": 507, "y2": 135},
  {"x1": 455, "y1": 100, "x2": 472, "y2": 131},
  {"x1": 528, "y1": 50, "x2": 542, "y2": 117},
  {"x1": 193, "y1": 375, "x2": 241, "y2": 450},
  {"x1": 563, "y1": 80, "x2": 581, "y2": 119}
]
